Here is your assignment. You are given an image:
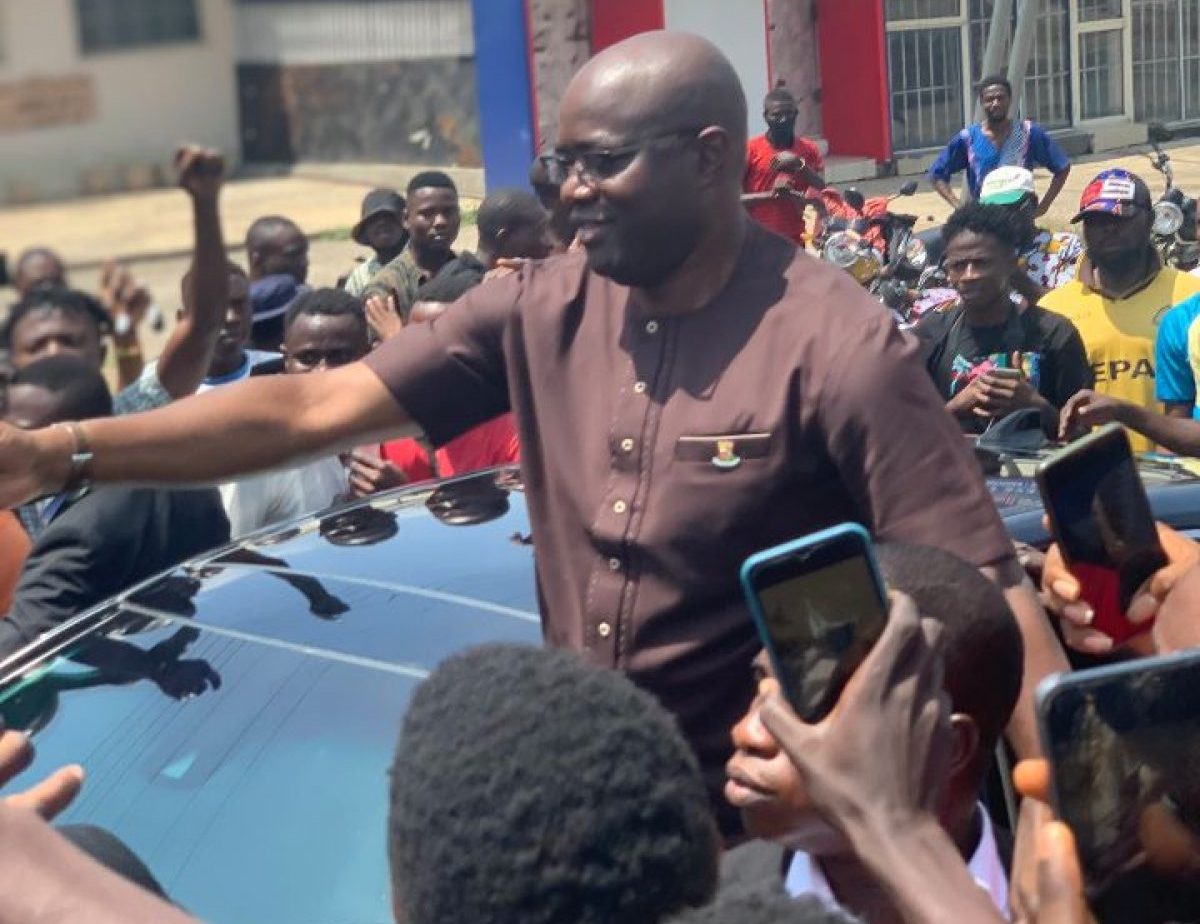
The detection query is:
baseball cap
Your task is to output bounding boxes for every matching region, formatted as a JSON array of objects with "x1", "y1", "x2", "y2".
[
  {"x1": 1072, "y1": 168, "x2": 1152, "y2": 222},
  {"x1": 979, "y1": 166, "x2": 1036, "y2": 206},
  {"x1": 352, "y1": 188, "x2": 406, "y2": 245}
]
